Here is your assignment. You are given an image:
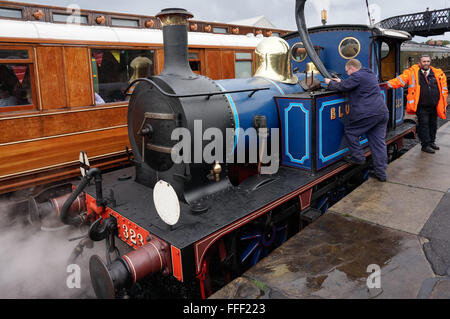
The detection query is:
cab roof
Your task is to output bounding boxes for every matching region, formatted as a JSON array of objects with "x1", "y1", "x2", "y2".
[{"x1": 283, "y1": 24, "x2": 412, "y2": 41}]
